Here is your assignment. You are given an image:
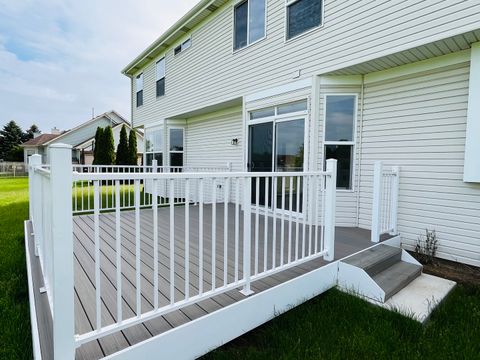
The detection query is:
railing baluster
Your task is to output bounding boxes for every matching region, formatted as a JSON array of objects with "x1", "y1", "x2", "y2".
[
  {"x1": 288, "y1": 176, "x2": 293, "y2": 263},
  {"x1": 254, "y1": 177, "x2": 260, "y2": 275},
  {"x1": 115, "y1": 180, "x2": 122, "y2": 323},
  {"x1": 153, "y1": 179, "x2": 159, "y2": 309},
  {"x1": 185, "y1": 179, "x2": 190, "y2": 300},
  {"x1": 280, "y1": 176, "x2": 286, "y2": 266},
  {"x1": 211, "y1": 178, "x2": 217, "y2": 291},
  {"x1": 234, "y1": 178, "x2": 240, "y2": 283},
  {"x1": 134, "y1": 179, "x2": 141, "y2": 316},
  {"x1": 169, "y1": 178, "x2": 175, "y2": 304},
  {"x1": 263, "y1": 176, "x2": 269, "y2": 272},
  {"x1": 199, "y1": 178, "x2": 204, "y2": 295},
  {"x1": 223, "y1": 177, "x2": 229, "y2": 286},
  {"x1": 272, "y1": 176, "x2": 277, "y2": 269},
  {"x1": 314, "y1": 175, "x2": 320, "y2": 254},
  {"x1": 295, "y1": 176, "x2": 300, "y2": 261},
  {"x1": 94, "y1": 180, "x2": 101, "y2": 330},
  {"x1": 302, "y1": 176, "x2": 306, "y2": 259}
]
